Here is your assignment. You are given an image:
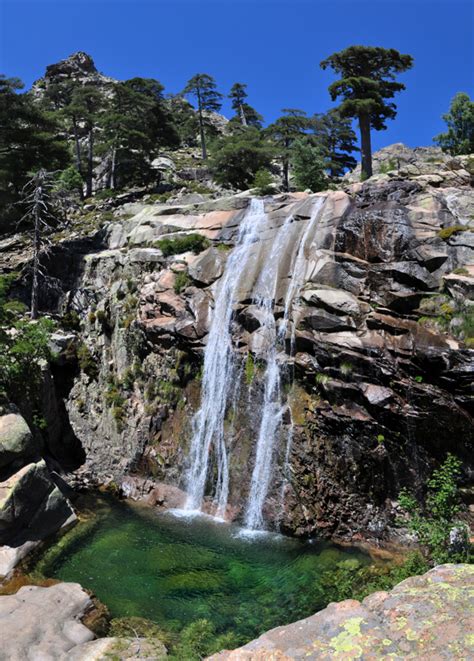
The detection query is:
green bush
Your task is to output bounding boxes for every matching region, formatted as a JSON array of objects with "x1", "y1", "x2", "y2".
[
  {"x1": 174, "y1": 270, "x2": 191, "y2": 294},
  {"x1": 245, "y1": 353, "x2": 255, "y2": 385},
  {"x1": 438, "y1": 225, "x2": 466, "y2": 240},
  {"x1": 291, "y1": 138, "x2": 328, "y2": 192},
  {"x1": 398, "y1": 453, "x2": 469, "y2": 563},
  {"x1": 77, "y1": 343, "x2": 98, "y2": 379},
  {"x1": 156, "y1": 233, "x2": 210, "y2": 257},
  {"x1": 209, "y1": 127, "x2": 275, "y2": 190},
  {"x1": 61, "y1": 309, "x2": 81, "y2": 330},
  {"x1": 252, "y1": 169, "x2": 274, "y2": 195}
]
